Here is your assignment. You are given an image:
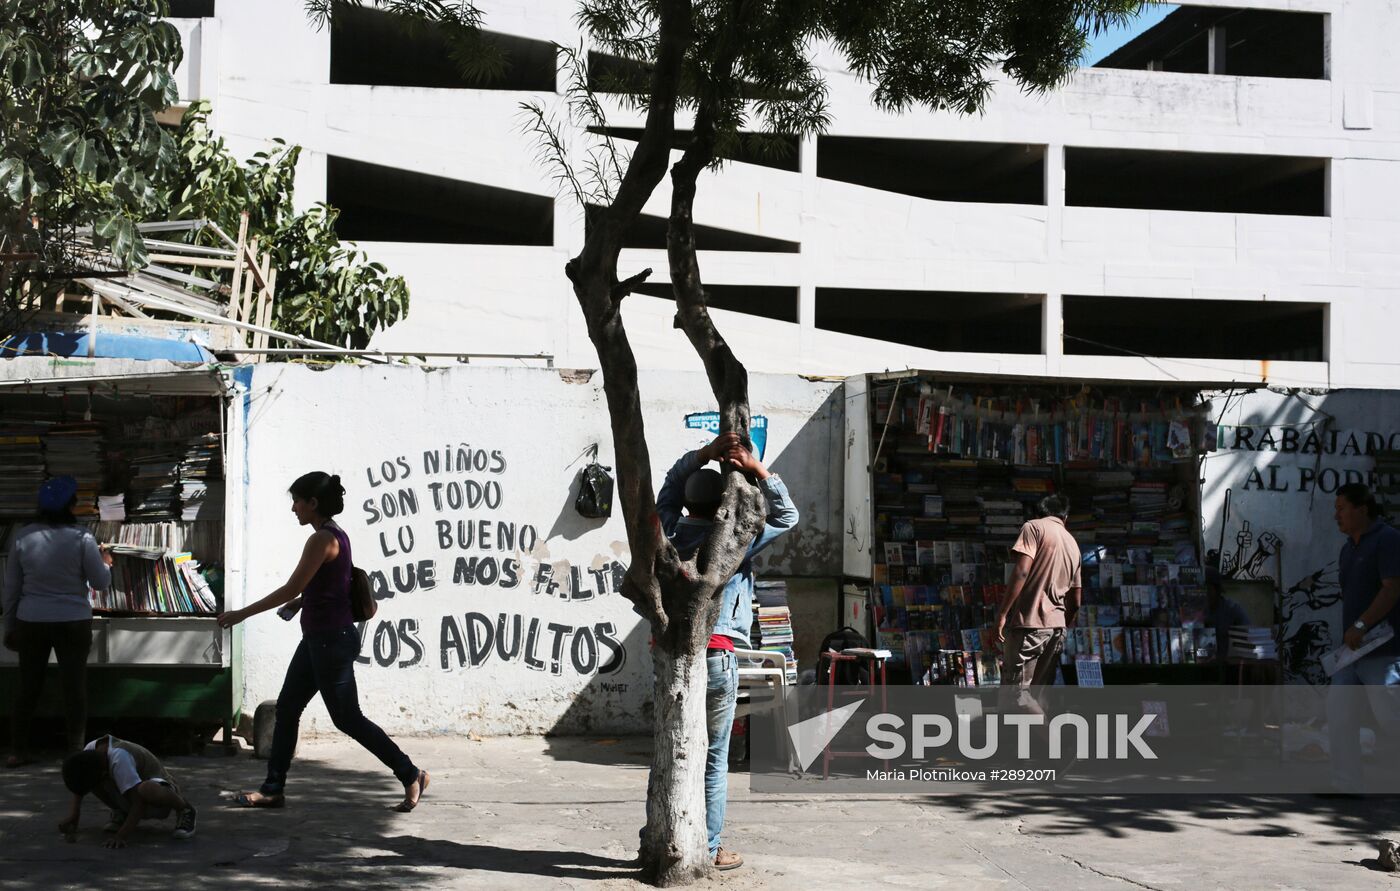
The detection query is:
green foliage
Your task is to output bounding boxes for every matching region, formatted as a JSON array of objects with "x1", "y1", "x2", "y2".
[
  {"x1": 577, "y1": 0, "x2": 1149, "y2": 163},
  {"x1": 306, "y1": 0, "x2": 507, "y2": 85},
  {"x1": 0, "y1": 0, "x2": 409, "y2": 350},
  {"x1": 0, "y1": 0, "x2": 180, "y2": 269},
  {"x1": 155, "y1": 101, "x2": 410, "y2": 350}
]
